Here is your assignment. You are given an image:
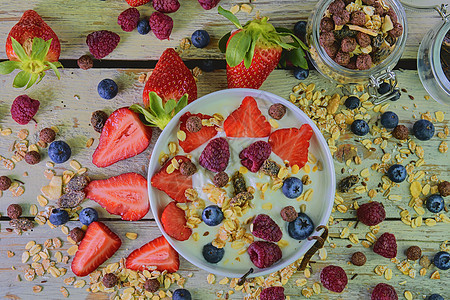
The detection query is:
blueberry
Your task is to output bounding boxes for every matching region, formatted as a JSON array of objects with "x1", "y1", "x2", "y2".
[
  {"x1": 293, "y1": 67, "x2": 309, "y2": 80},
  {"x1": 351, "y1": 119, "x2": 369, "y2": 136},
  {"x1": 426, "y1": 194, "x2": 444, "y2": 213},
  {"x1": 172, "y1": 289, "x2": 192, "y2": 300},
  {"x1": 428, "y1": 294, "x2": 444, "y2": 300},
  {"x1": 344, "y1": 96, "x2": 360, "y2": 109},
  {"x1": 202, "y1": 242, "x2": 224, "y2": 263},
  {"x1": 202, "y1": 205, "x2": 224, "y2": 226},
  {"x1": 48, "y1": 141, "x2": 72, "y2": 163},
  {"x1": 49, "y1": 208, "x2": 69, "y2": 226},
  {"x1": 199, "y1": 59, "x2": 215, "y2": 72},
  {"x1": 79, "y1": 207, "x2": 99, "y2": 226},
  {"x1": 288, "y1": 213, "x2": 314, "y2": 240},
  {"x1": 282, "y1": 177, "x2": 303, "y2": 199},
  {"x1": 293, "y1": 21, "x2": 307, "y2": 39},
  {"x1": 413, "y1": 119, "x2": 435, "y2": 141},
  {"x1": 191, "y1": 30, "x2": 210, "y2": 48},
  {"x1": 433, "y1": 251, "x2": 450, "y2": 270},
  {"x1": 380, "y1": 111, "x2": 399, "y2": 129},
  {"x1": 137, "y1": 19, "x2": 150, "y2": 35},
  {"x1": 377, "y1": 82, "x2": 391, "y2": 94},
  {"x1": 387, "y1": 164, "x2": 407, "y2": 183},
  {"x1": 98, "y1": 79, "x2": 118, "y2": 100},
  {"x1": 389, "y1": 90, "x2": 401, "y2": 101}
]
